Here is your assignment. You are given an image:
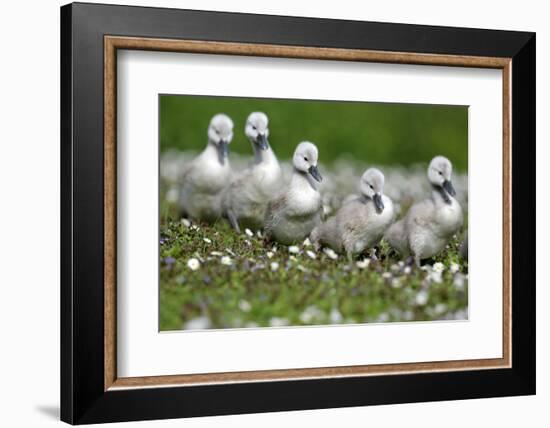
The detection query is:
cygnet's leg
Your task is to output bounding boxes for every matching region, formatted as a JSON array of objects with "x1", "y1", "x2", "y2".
[
  {"x1": 226, "y1": 209, "x2": 241, "y2": 234},
  {"x1": 309, "y1": 225, "x2": 322, "y2": 251},
  {"x1": 178, "y1": 205, "x2": 189, "y2": 220},
  {"x1": 414, "y1": 255, "x2": 422, "y2": 268},
  {"x1": 342, "y1": 241, "x2": 355, "y2": 263}
]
